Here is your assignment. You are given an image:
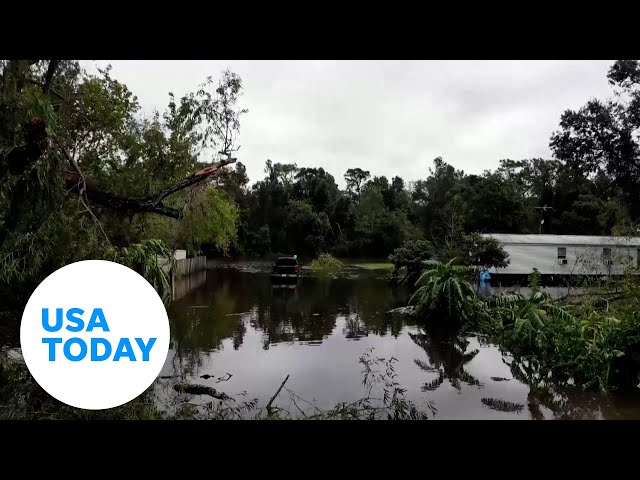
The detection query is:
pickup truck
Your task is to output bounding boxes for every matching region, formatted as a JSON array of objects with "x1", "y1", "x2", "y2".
[{"x1": 270, "y1": 256, "x2": 301, "y2": 282}]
